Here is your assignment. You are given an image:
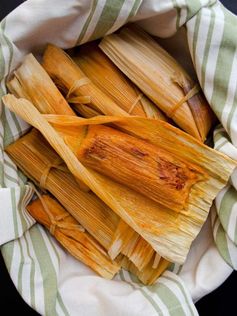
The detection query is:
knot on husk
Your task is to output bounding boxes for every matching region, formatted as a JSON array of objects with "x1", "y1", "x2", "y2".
[
  {"x1": 40, "y1": 157, "x2": 67, "y2": 188},
  {"x1": 29, "y1": 183, "x2": 85, "y2": 235},
  {"x1": 168, "y1": 72, "x2": 200, "y2": 118},
  {"x1": 66, "y1": 77, "x2": 91, "y2": 104}
]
